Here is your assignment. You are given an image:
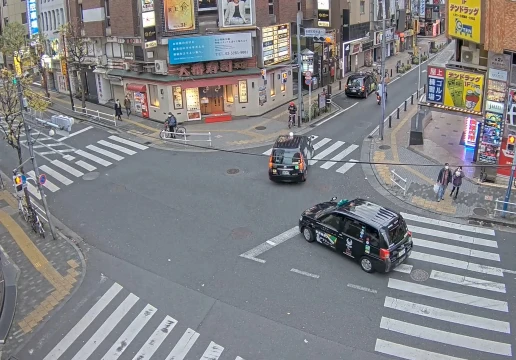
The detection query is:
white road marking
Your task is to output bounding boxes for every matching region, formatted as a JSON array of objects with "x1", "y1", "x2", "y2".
[
  {"x1": 27, "y1": 171, "x2": 60, "y2": 192},
  {"x1": 108, "y1": 135, "x2": 149, "y2": 150},
  {"x1": 102, "y1": 304, "x2": 157, "y2": 360},
  {"x1": 335, "y1": 159, "x2": 357, "y2": 174},
  {"x1": 393, "y1": 264, "x2": 413, "y2": 274},
  {"x1": 375, "y1": 339, "x2": 467, "y2": 360},
  {"x1": 503, "y1": 268, "x2": 516, "y2": 274},
  {"x1": 320, "y1": 144, "x2": 359, "y2": 169},
  {"x1": 308, "y1": 141, "x2": 345, "y2": 165},
  {"x1": 410, "y1": 251, "x2": 504, "y2": 276},
  {"x1": 63, "y1": 155, "x2": 75, "y2": 161},
  {"x1": 291, "y1": 268, "x2": 320, "y2": 279},
  {"x1": 347, "y1": 283, "x2": 377, "y2": 293},
  {"x1": 86, "y1": 145, "x2": 125, "y2": 161},
  {"x1": 39, "y1": 149, "x2": 77, "y2": 155},
  {"x1": 33, "y1": 143, "x2": 66, "y2": 149},
  {"x1": 43, "y1": 283, "x2": 123, "y2": 360},
  {"x1": 408, "y1": 225, "x2": 497, "y2": 248},
  {"x1": 412, "y1": 238, "x2": 500, "y2": 261},
  {"x1": 98, "y1": 140, "x2": 137, "y2": 155},
  {"x1": 401, "y1": 212, "x2": 496, "y2": 235},
  {"x1": 384, "y1": 296, "x2": 510, "y2": 333},
  {"x1": 200, "y1": 341, "x2": 224, "y2": 360},
  {"x1": 57, "y1": 126, "x2": 93, "y2": 141},
  {"x1": 131, "y1": 316, "x2": 177, "y2": 360},
  {"x1": 315, "y1": 102, "x2": 358, "y2": 127},
  {"x1": 27, "y1": 183, "x2": 41, "y2": 200},
  {"x1": 240, "y1": 227, "x2": 298, "y2": 263},
  {"x1": 388, "y1": 278, "x2": 508, "y2": 312},
  {"x1": 430, "y1": 270, "x2": 506, "y2": 293},
  {"x1": 165, "y1": 328, "x2": 199, "y2": 360},
  {"x1": 75, "y1": 160, "x2": 97, "y2": 172},
  {"x1": 39, "y1": 165, "x2": 73, "y2": 186},
  {"x1": 312, "y1": 137, "x2": 332, "y2": 151},
  {"x1": 263, "y1": 148, "x2": 272, "y2": 156},
  {"x1": 72, "y1": 293, "x2": 139, "y2": 360},
  {"x1": 235, "y1": 357, "x2": 246, "y2": 360},
  {"x1": 380, "y1": 317, "x2": 512, "y2": 356},
  {"x1": 76, "y1": 150, "x2": 112, "y2": 166},
  {"x1": 51, "y1": 160, "x2": 84, "y2": 177}
]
